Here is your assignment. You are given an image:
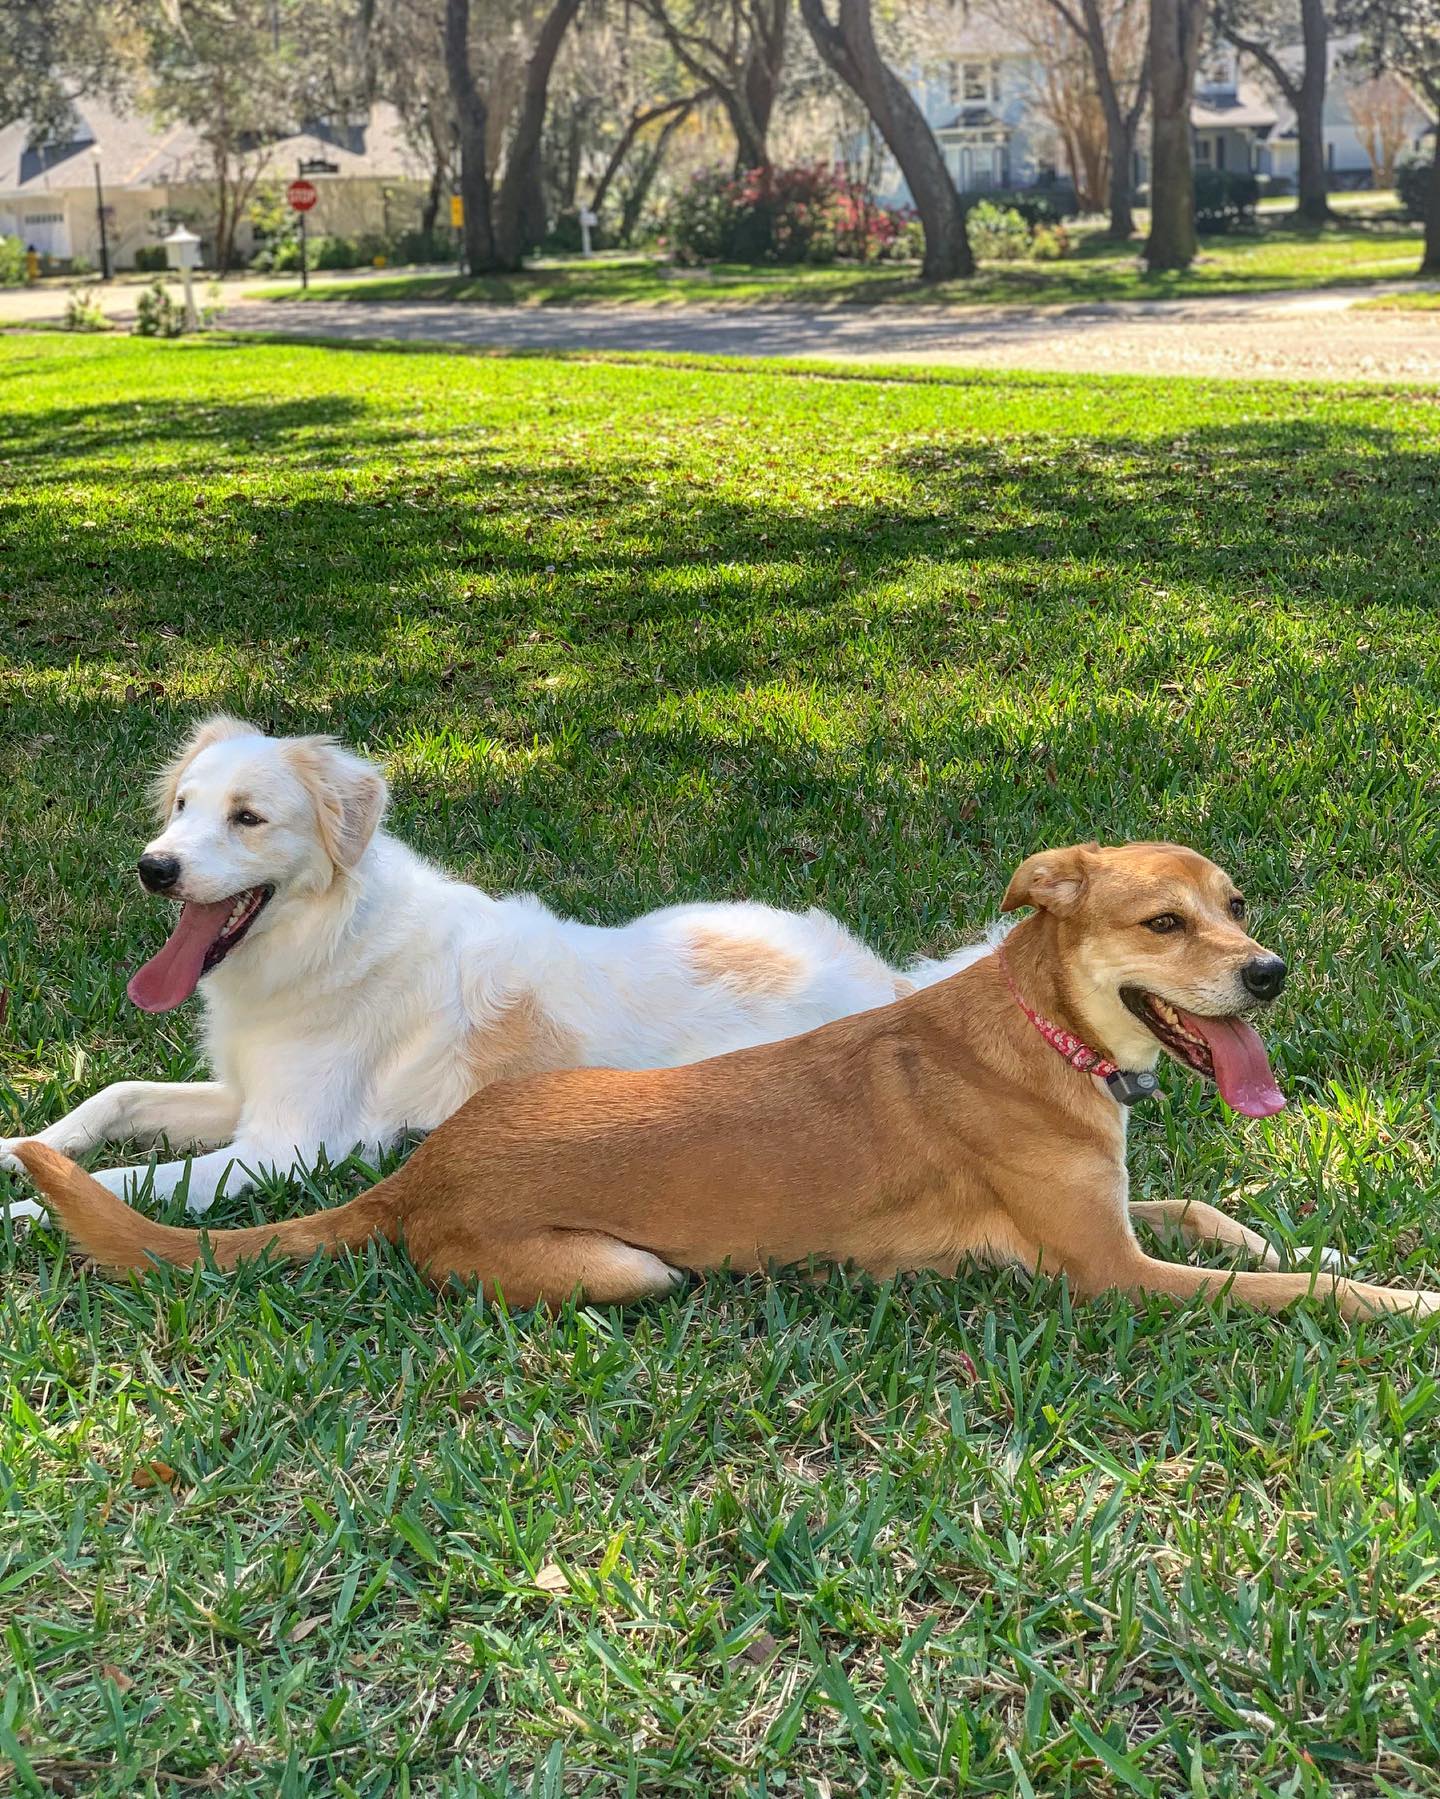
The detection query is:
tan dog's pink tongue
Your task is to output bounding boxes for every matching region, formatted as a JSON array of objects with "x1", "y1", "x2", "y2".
[
  {"x1": 1179, "y1": 1009, "x2": 1286, "y2": 1118},
  {"x1": 127, "y1": 901, "x2": 233, "y2": 1013}
]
